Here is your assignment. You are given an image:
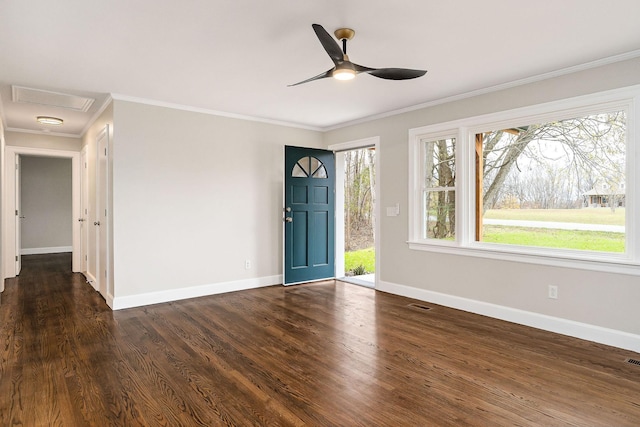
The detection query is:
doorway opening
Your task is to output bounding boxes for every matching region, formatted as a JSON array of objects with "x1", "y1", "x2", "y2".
[
  {"x1": 332, "y1": 138, "x2": 379, "y2": 288},
  {"x1": 19, "y1": 155, "x2": 73, "y2": 260},
  {"x1": 3, "y1": 146, "x2": 81, "y2": 279}
]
